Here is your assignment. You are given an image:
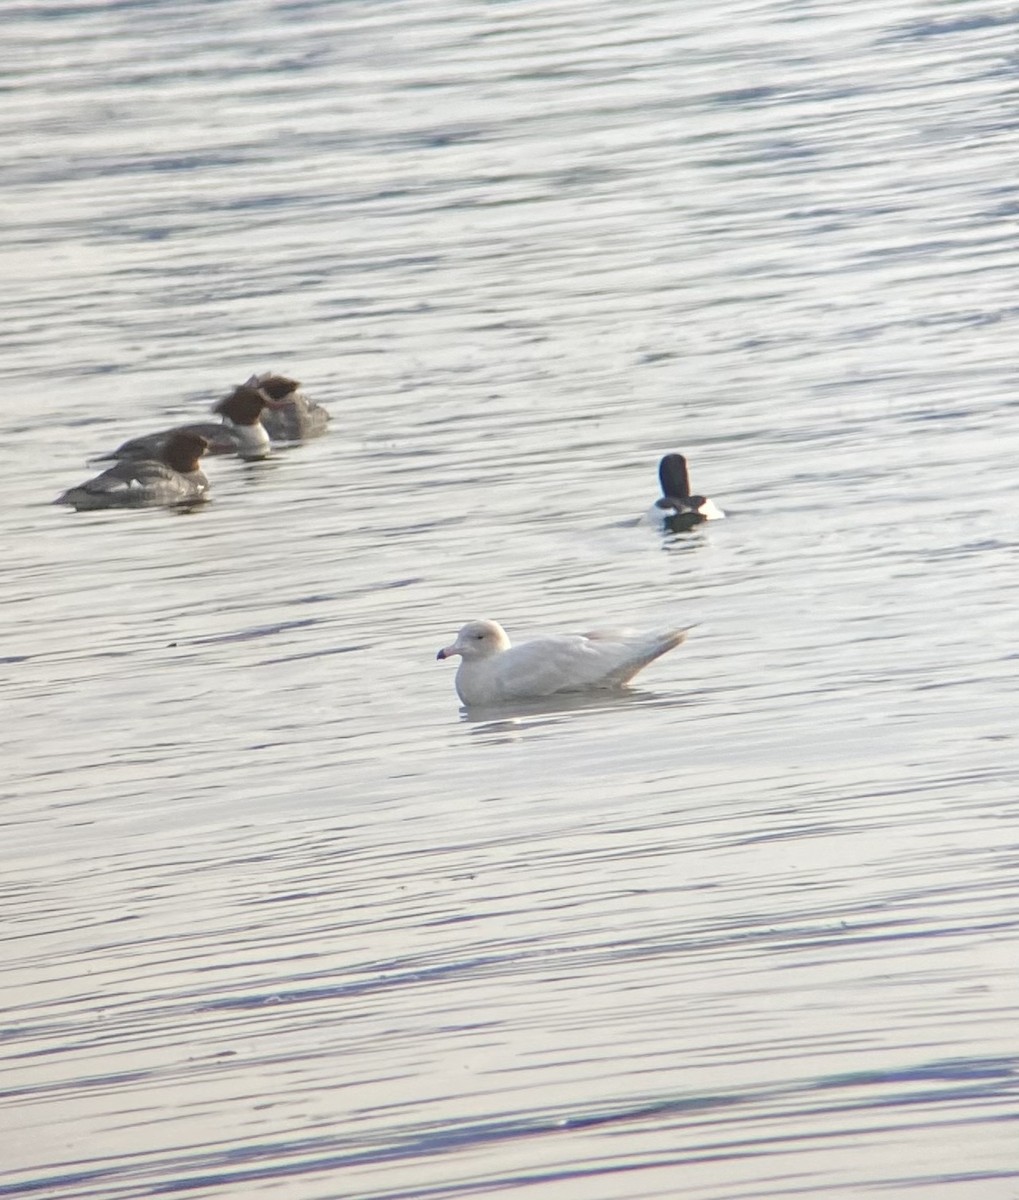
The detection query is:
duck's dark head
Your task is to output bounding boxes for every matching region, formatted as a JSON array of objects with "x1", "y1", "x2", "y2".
[
  {"x1": 658, "y1": 452, "x2": 692, "y2": 501},
  {"x1": 213, "y1": 385, "x2": 270, "y2": 425},
  {"x1": 253, "y1": 373, "x2": 300, "y2": 402},
  {"x1": 163, "y1": 431, "x2": 210, "y2": 473}
]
